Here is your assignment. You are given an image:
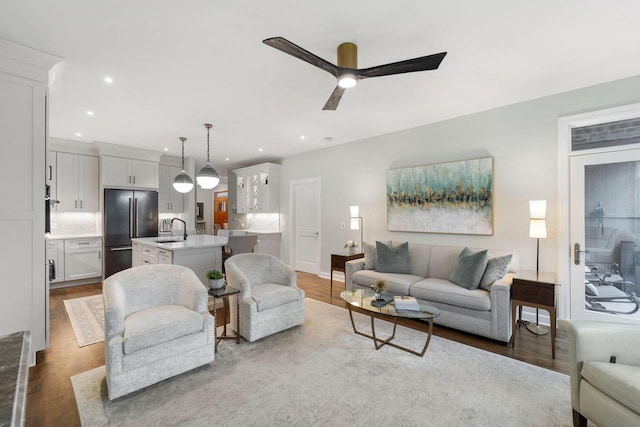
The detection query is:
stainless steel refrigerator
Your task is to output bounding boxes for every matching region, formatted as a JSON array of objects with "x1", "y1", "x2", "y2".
[{"x1": 104, "y1": 189, "x2": 158, "y2": 278}]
